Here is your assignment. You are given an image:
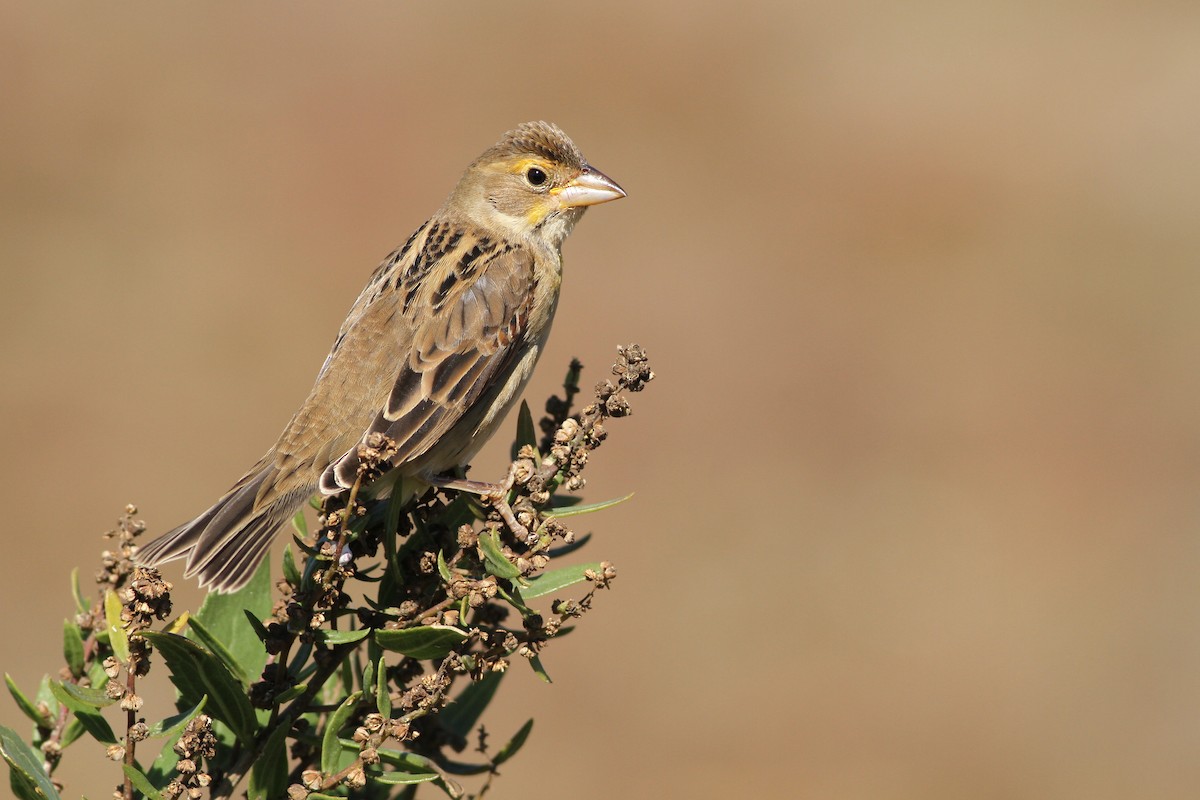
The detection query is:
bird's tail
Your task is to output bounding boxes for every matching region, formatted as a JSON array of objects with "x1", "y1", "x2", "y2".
[{"x1": 138, "y1": 461, "x2": 309, "y2": 593}]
